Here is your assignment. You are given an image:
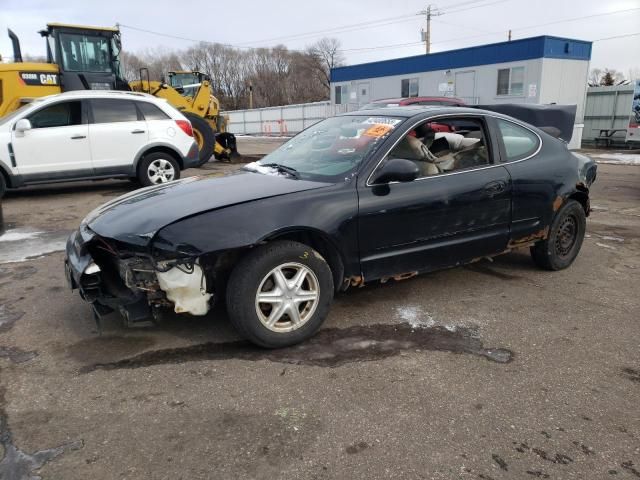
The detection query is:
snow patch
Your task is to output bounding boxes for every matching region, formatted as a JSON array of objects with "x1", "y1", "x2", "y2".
[
  {"x1": 0, "y1": 231, "x2": 43, "y2": 242},
  {"x1": 394, "y1": 305, "x2": 464, "y2": 332},
  {"x1": 0, "y1": 228, "x2": 69, "y2": 264},
  {"x1": 590, "y1": 153, "x2": 640, "y2": 165},
  {"x1": 595, "y1": 242, "x2": 617, "y2": 250},
  {"x1": 243, "y1": 162, "x2": 288, "y2": 177},
  {"x1": 395, "y1": 305, "x2": 434, "y2": 329}
]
